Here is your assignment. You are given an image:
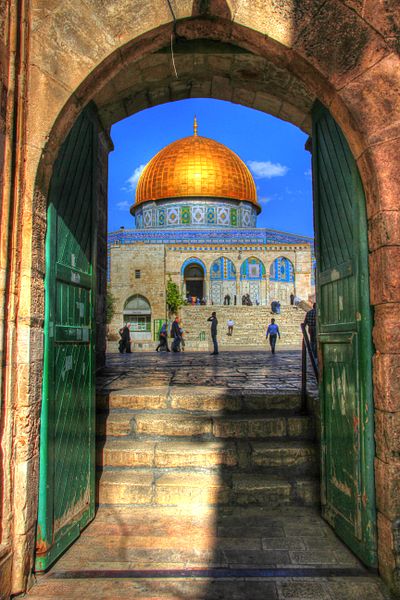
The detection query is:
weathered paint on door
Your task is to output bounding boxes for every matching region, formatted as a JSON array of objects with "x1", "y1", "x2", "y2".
[
  {"x1": 312, "y1": 103, "x2": 377, "y2": 566},
  {"x1": 36, "y1": 106, "x2": 99, "y2": 571}
]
